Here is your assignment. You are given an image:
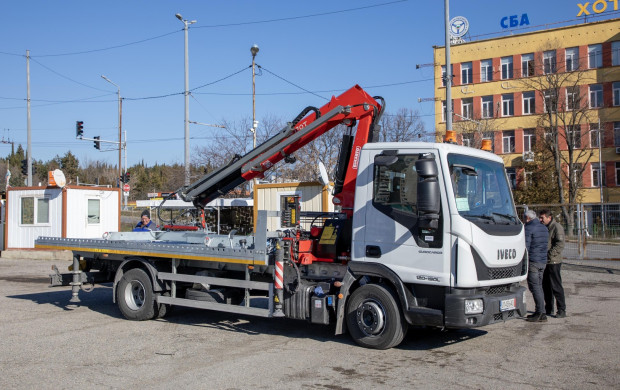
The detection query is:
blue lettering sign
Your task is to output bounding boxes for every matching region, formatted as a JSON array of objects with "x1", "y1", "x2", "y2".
[{"x1": 500, "y1": 13, "x2": 530, "y2": 28}]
